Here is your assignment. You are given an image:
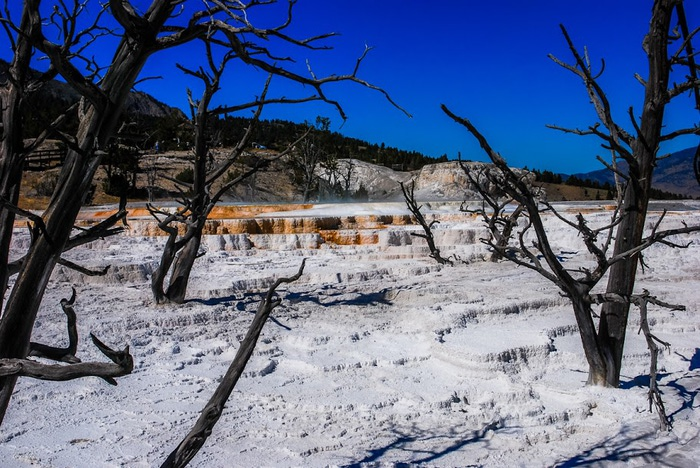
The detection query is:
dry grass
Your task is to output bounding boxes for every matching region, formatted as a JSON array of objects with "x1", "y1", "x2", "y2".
[{"x1": 539, "y1": 182, "x2": 611, "y2": 202}]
